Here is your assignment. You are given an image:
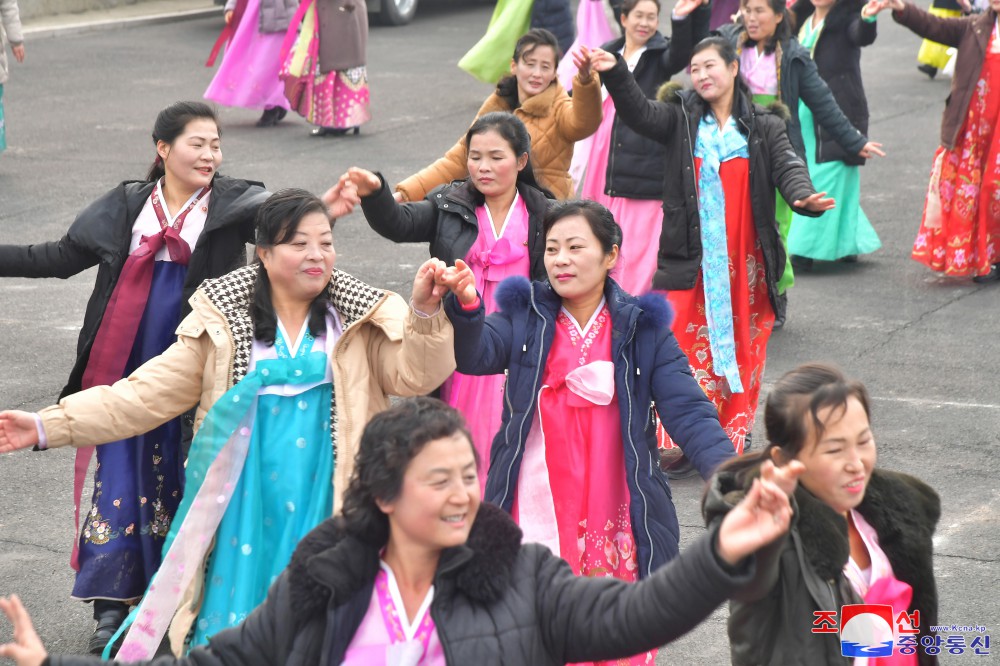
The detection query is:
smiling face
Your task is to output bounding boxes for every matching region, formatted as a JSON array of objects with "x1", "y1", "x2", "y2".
[
  {"x1": 467, "y1": 129, "x2": 528, "y2": 199},
  {"x1": 621, "y1": 0, "x2": 660, "y2": 47},
  {"x1": 544, "y1": 214, "x2": 618, "y2": 303},
  {"x1": 789, "y1": 397, "x2": 877, "y2": 516},
  {"x1": 378, "y1": 433, "x2": 481, "y2": 553},
  {"x1": 510, "y1": 45, "x2": 559, "y2": 100},
  {"x1": 690, "y1": 45, "x2": 739, "y2": 105},
  {"x1": 156, "y1": 118, "x2": 221, "y2": 192},
  {"x1": 256, "y1": 211, "x2": 336, "y2": 304},
  {"x1": 741, "y1": 0, "x2": 783, "y2": 43}
]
